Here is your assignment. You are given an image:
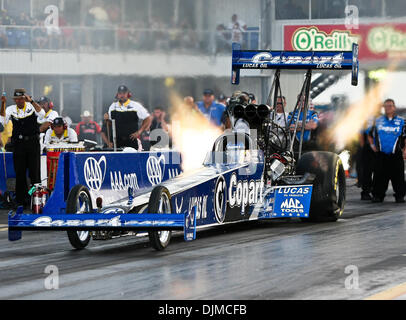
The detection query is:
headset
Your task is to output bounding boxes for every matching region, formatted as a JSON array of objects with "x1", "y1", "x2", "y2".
[
  {"x1": 115, "y1": 86, "x2": 132, "y2": 100},
  {"x1": 51, "y1": 117, "x2": 67, "y2": 130}
]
